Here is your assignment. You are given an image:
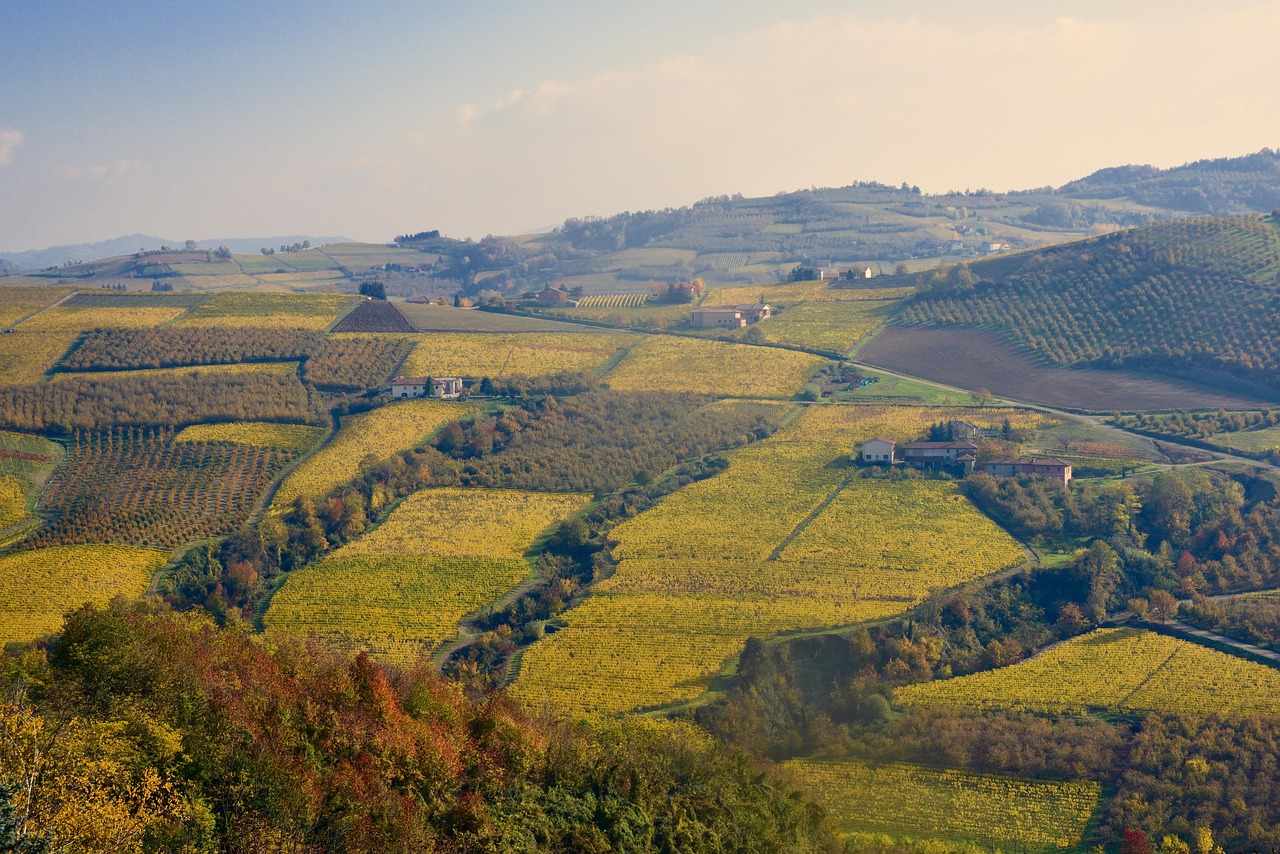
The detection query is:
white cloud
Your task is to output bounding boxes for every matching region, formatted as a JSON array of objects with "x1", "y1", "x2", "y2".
[
  {"x1": 0, "y1": 130, "x2": 23, "y2": 167},
  {"x1": 62, "y1": 159, "x2": 144, "y2": 182}
]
